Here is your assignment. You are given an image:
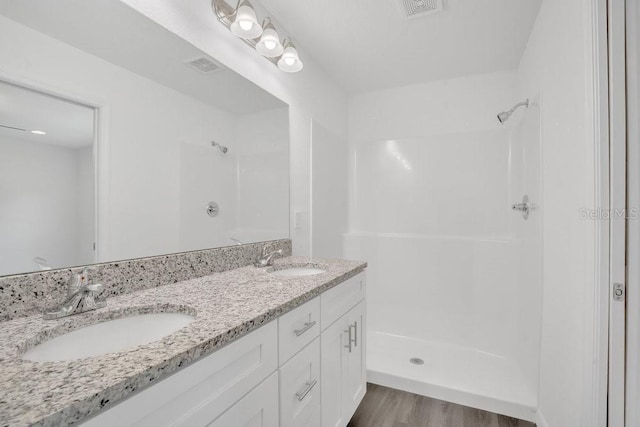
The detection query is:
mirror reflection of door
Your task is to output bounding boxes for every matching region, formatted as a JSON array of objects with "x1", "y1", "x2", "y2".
[{"x1": 0, "y1": 81, "x2": 95, "y2": 275}]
